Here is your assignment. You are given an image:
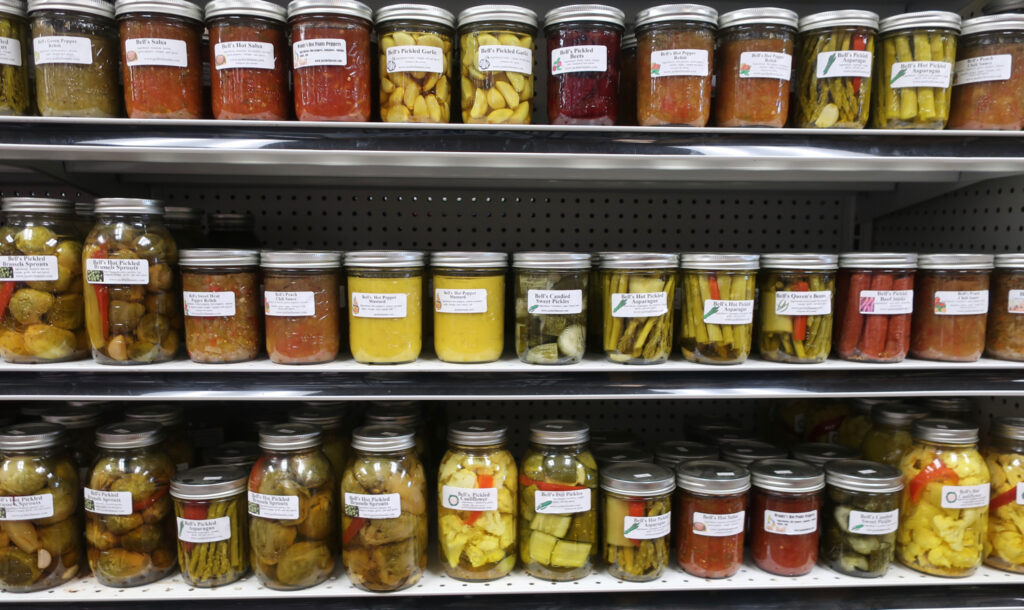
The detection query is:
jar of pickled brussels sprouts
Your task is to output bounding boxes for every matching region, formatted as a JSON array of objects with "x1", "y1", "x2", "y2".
[
  {"x1": 85, "y1": 421, "x2": 176, "y2": 587},
  {"x1": 601, "y1": 463, "x2": 674, "y2": 581},
  {"x1": 207, "y1": 441, "x2": 261, "y2": 470},
  {"x1": 758, "y1": 253, "x2": 838, "y2": 364},
  {"x1": 249, "y1": 423, "x2": 336, "y2": 590},
  {"x1": 986, "y1": 253, "x2": 1024, "y2": 361},
  {"x1": 835, "y1": 252, "x2": 917, "y2": 363},
  {"x1": 0, "y1": 197, "x2": 87, "y2": 364},
  {"x1": 593, "y1": 446, "x2": 653, "y2": 469},
  {"x1": 600, "y1": 252, "x2": 678, "y2": 364},
  {"x1": 720, "y1": 440, "x2": 786, "y2": 468},
  {"x1": 948, "y1": 15, "x2": 1024, "y2": 130},
  {"x1": 654, "y1": 439, "x2": 717, "y2": 469},
  {"x1": 262, "y1": 251, "x2": 342, "y2": 364},
  {"x1": 618, "y1": 31, "x2": 636, "y2": 125},
  {"x1": 458, "y1": 4, "x2": 537, "y2": 124},
  {"x1": 0, "y1": 423, "x2": 83, "y2": 592},
  {"x1": 41, "y1": 406, "x2": 101, "y2": 484},
  {"x1": 346, "y1": 250, "x2": 424, "y2": 364},
  {"x1": 750, "y1": 458, "x2": 824, "y2": 576},
  {"x1": 837, "y1": 398, "x2": 883, "y2": 450},
  {"x1": 512, "y1": 252, "x2": 590, "y2": 365},
  {"x1": 179, "y1": 249, "x2": 260, "y2": 364},
  {"x1": 287, "y1": 405, "x2": 348, "y2": 479},
  {"x1": 519, "y1": 419, "x2": 597, "y2": 581},
  {"x1": 911, "y1": 254, "x2": 993, "y2": 362},
  {"x1": 675, "y1": 459, "x2": 749, "y2": 579},
  {"x1": 171, "y1": 465, "x2": 249, "y2": 587},
  {"x1": 431, "y1": 251, "x2": 506, "y2": 364},
  {"x1": 679, "y1": 253, "x2": 758, "y2": 364},
  {"x1": 897, "y1": 418, "x2": 990, "y2": 577},
  {"x1": 0, "y1": 0, "x2": 30, "y2": 116},
  {"x1": 860, "y1": 402, "x2": 930, "y2": 467},
  {"x1": 163, "y1": 207, "x2": 205, "y2": 250},
  {"x1": 822, "y1": 459, "x2": 902, "y2": 578},
  {"x1": 984, "y1": 417, "x2": 1024, "y2": 573},
  {"x1": 83, "y1": 198, "x2": 180, "y2": 365},
  {"x1": 376, "y1": 3, "x2": 455, "y2": 123},
  {"x1": 124, "y1": 405, "x2": 195, "y2": 471},
  {"x1": 792, "y1": 442, "x2": 859, "y2": 468}
]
